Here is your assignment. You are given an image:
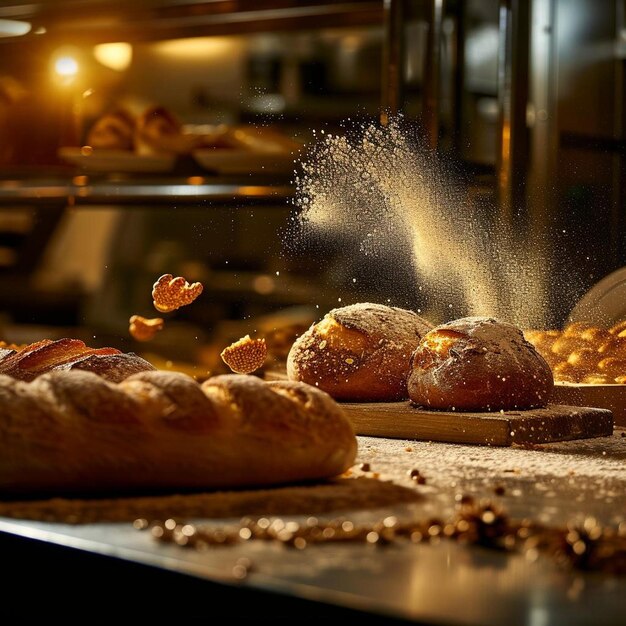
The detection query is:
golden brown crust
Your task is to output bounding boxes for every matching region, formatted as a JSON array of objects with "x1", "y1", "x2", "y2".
[
  {"x1": 59, "y1": 352, "x2": 155, "y2": 383},
  {"x1": 129, "y1": 315, "x2": 164, "y2": 342},
  {"x1": 287, "y1": 303, "x2": 433, "y2": 401},
  {"x1": 408, "y1": 317, "x2": 554, "y2": 411},
  {"x1": 525, "y1": 321, "x2": 626, "y2": 384},
  {"x1": 0, "y1": 338, "x2": 155, "y2": 383},
  {"x1": 220, "y1": 335, "x2": 267, "y2": 374},
  {"x1": 0, "y1": 371, "x2": 357, "y2": 494},
  {"x1": 151, "y1": 273, "x2": 203, "y2": 313}
]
